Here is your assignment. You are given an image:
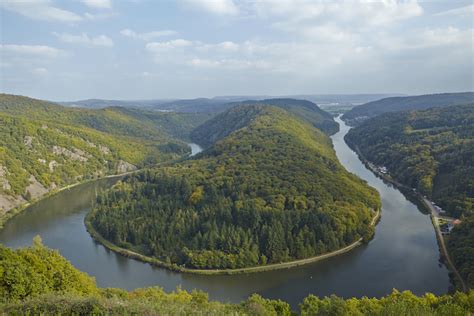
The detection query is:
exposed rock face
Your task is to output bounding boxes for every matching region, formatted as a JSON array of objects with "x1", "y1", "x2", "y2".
[
  {"x1": 24, "y1": 136, "x2": 34, "y2": 148},
  {"x1": 99, "y1": 145, "x2": 110, "y2": 155},
  {"x1": 0, "y1": 166, "x2": 11, "y2": 191},
  {"x1": 0, "y1": 194, "x2": 25, "y2": 215},
  {"x1": 116, "y1": 160, "x2": 137, "y2": 174},
  {"x1": 86, "y1": 140, "x2": 97, "y2": 148},
  {"x1": 0, "y1": 175, "x2": 48, "y2": 215},
  {"x1": 52, "y1": 145, "x2": 89, "y2": 162},
  {"x1": 25, "y1": 175, "x2": 48, "y2": 200},
  {"x1": 48, "y1": 160, "x2": 58, "y2": 172}
]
